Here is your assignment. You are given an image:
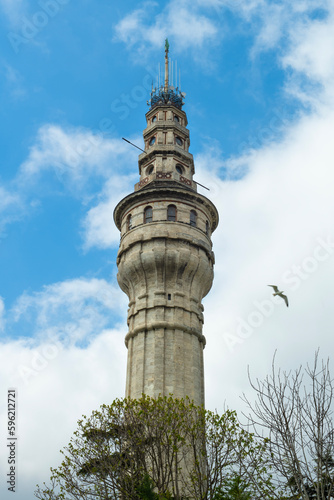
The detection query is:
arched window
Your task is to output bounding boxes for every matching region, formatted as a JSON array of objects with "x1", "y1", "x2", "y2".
[
  {"x1": 190, "y1": 210, "x2": 197, "y2": 227},
  {"x1": 167, "y1": 204, "x2": 176, "y2": 222},
  {"x1": 127, "y1": 214, "x2": 132, "y2": 231},
  {"x1": 144, "y1": 206, "x2": 153, "y2": 223},
  {"x1": 206, "y1": 220, "x2": 210, "y2": 235},
  {"x1": 147, "y1": 165, "x2": 154, "y2": 175}
]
